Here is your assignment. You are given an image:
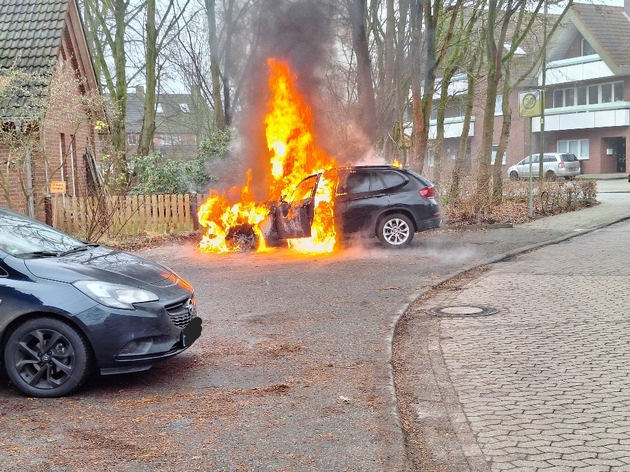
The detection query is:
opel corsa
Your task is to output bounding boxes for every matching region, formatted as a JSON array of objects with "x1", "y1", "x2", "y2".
[{"x1": 0, "y1": 207, "x2": 201, "y2": 397}]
